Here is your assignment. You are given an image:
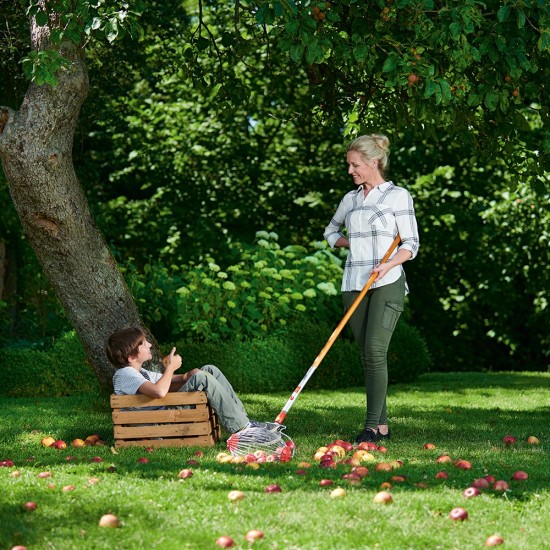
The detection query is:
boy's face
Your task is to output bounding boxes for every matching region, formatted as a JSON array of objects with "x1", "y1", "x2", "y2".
[{"x1": 131, "y1": 338, "x2": 152, "y2": 364}]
